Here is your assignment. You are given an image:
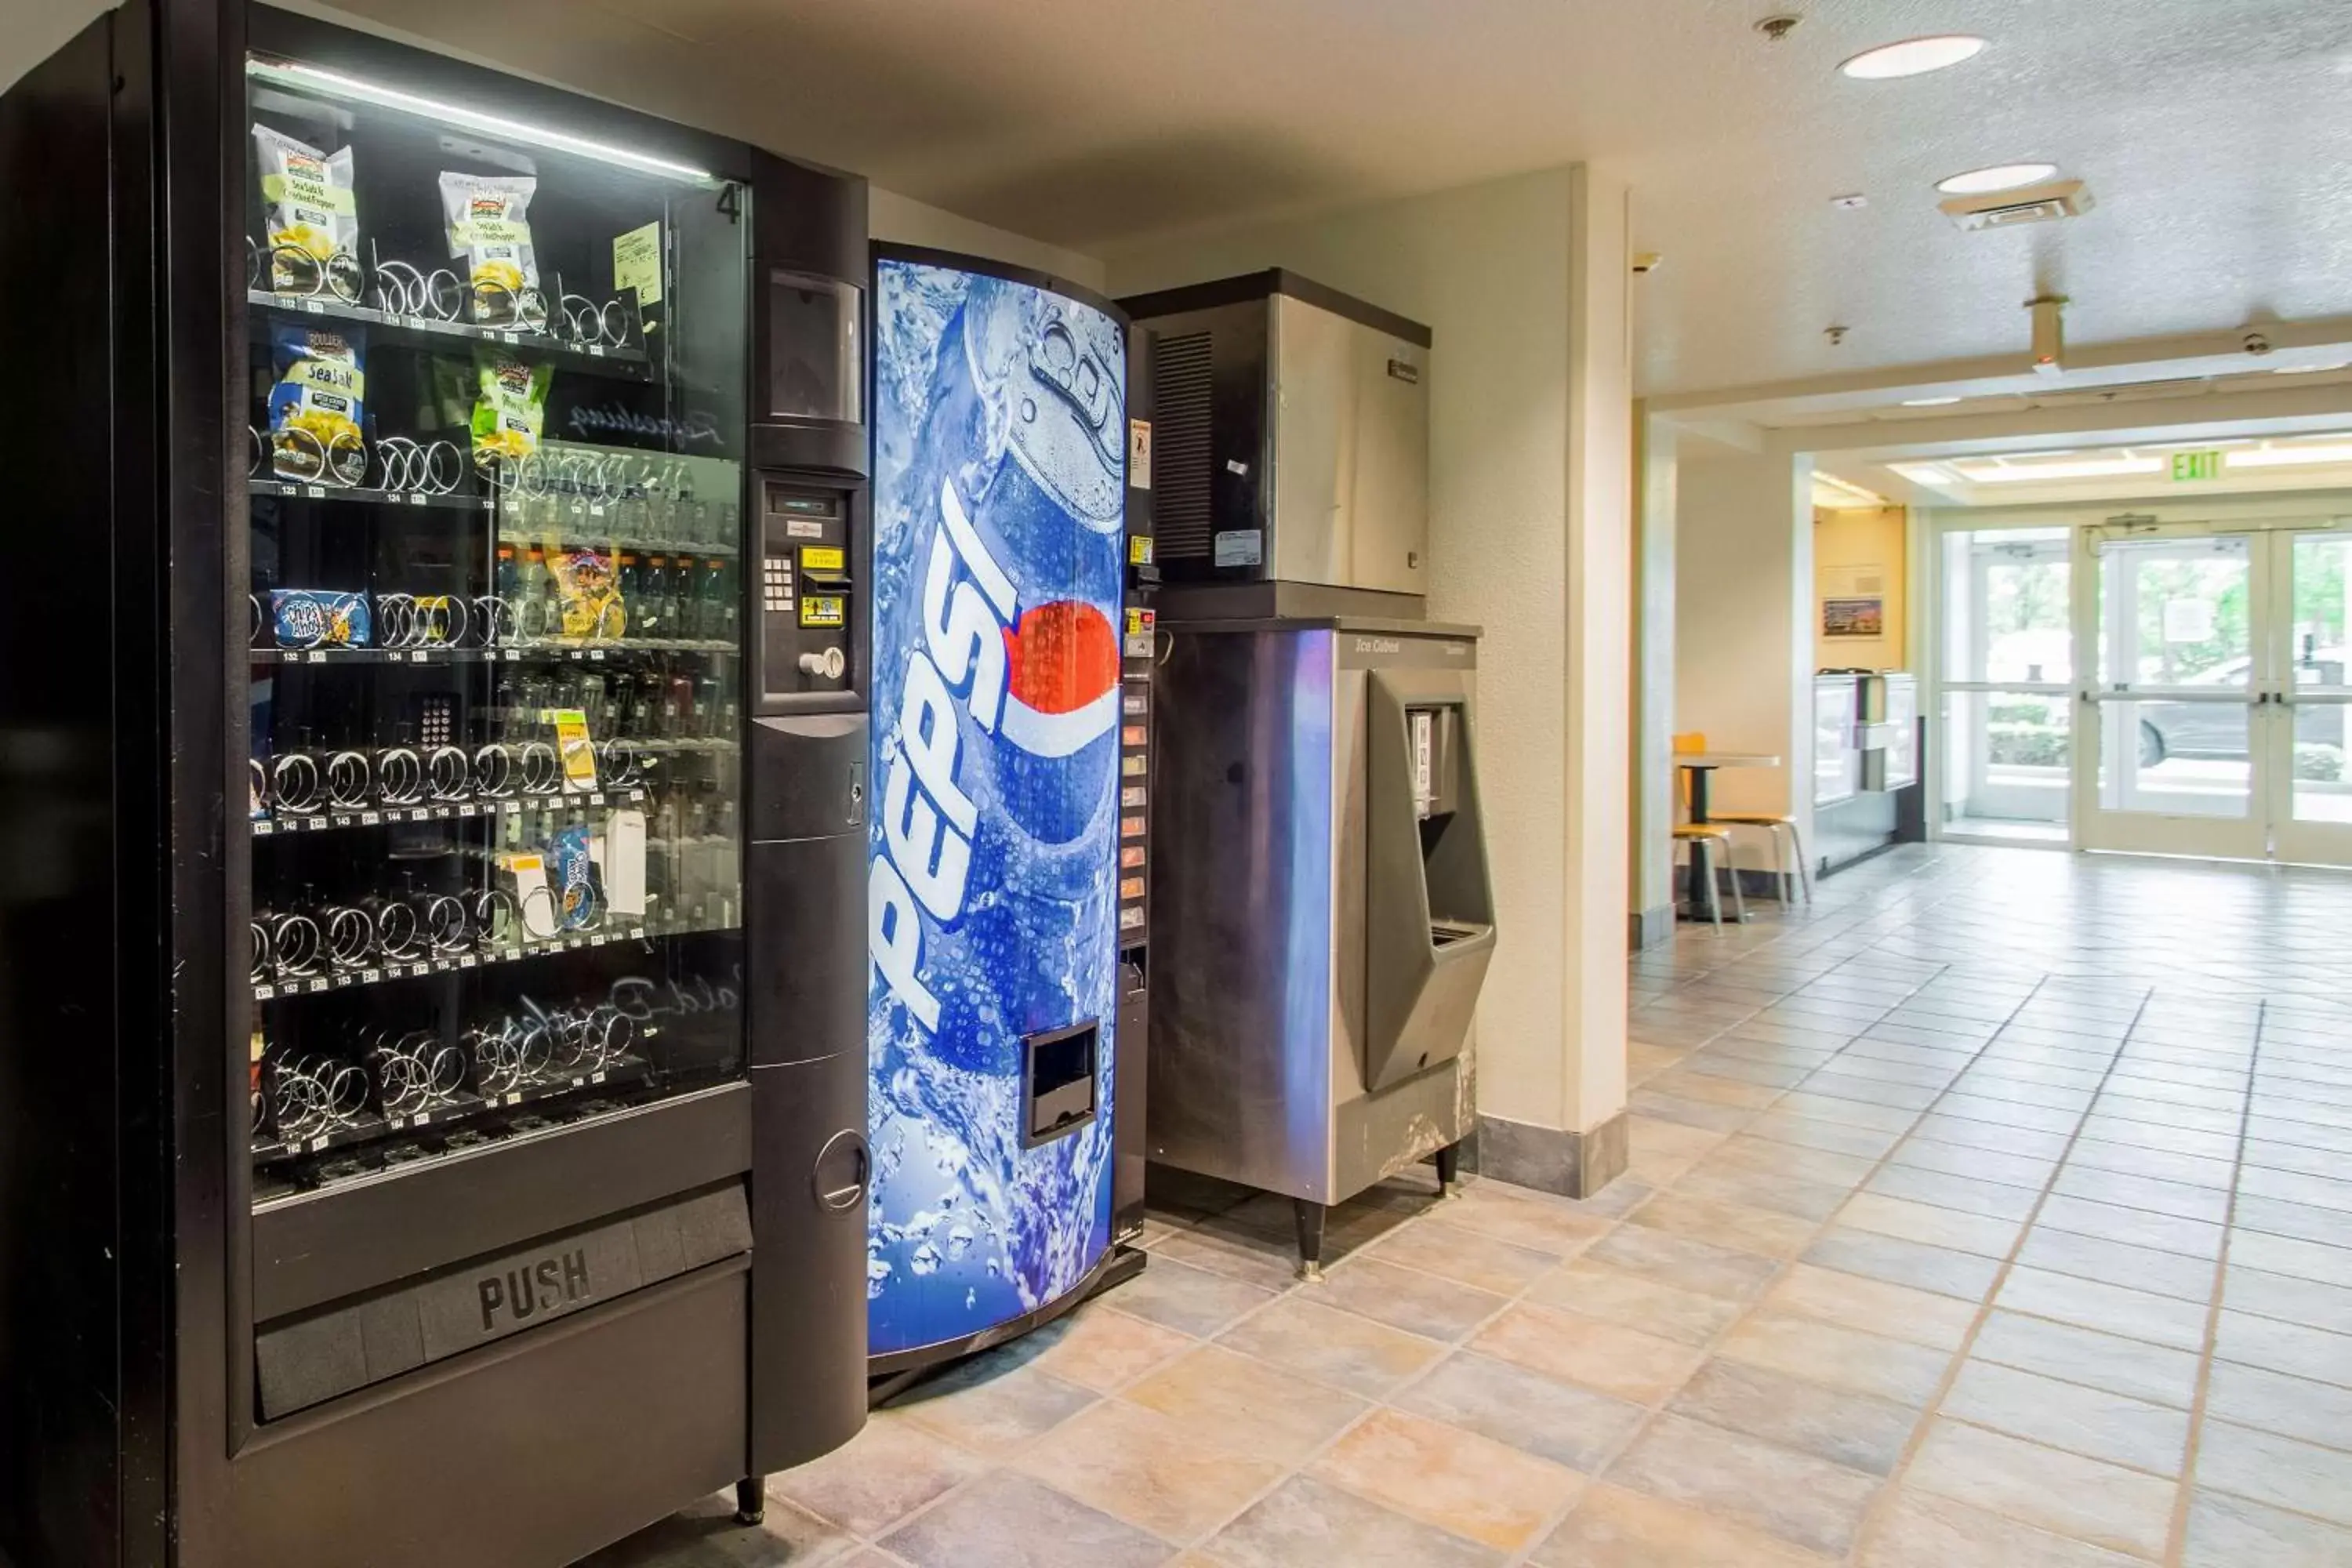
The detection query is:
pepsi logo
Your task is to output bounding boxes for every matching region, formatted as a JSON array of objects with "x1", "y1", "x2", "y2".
[{"x1": 1000, "y1": 601, "x2": 1120, "y2": 759}]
